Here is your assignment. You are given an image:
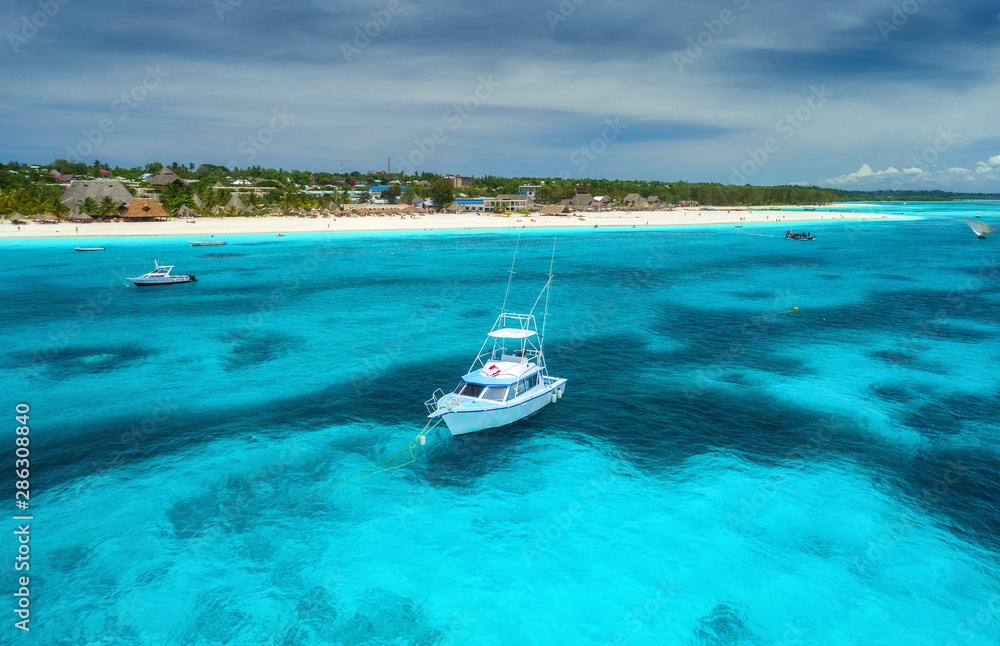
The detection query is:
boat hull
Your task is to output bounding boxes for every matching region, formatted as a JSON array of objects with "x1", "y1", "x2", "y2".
[
  {"x1": 436, "y1": 379, "x2": 566, "y2": 435},
  {"x1": 131, "y1": 276, "x2": 196, "y2": 286}
]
